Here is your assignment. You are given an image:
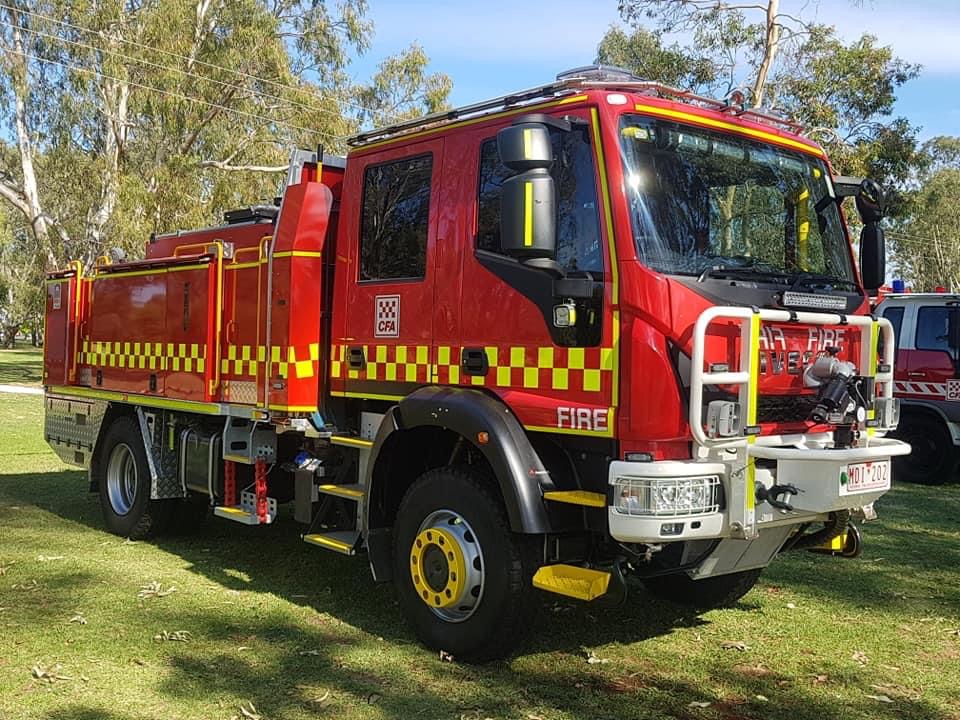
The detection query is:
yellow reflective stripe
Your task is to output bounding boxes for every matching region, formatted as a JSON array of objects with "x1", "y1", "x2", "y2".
[
  {"x1": 92, "y1": 262, "x2": 210, "y2": 280},
  {"x1": 523, "y1": 181, "x2": 533, "y2": 246},
  {"x1": 523, "y1": 127, "x2": 533, "y2": 158},
  {"x1": 45, "y1": 385, "x2": 223, "y2": 416},
  {"x1": 634, "y1": 103, "x2": 824, "y2": 157},
  {"x1": 590, "y1": 108, "x2": 619, "y2": 306},
  {"x1": 747, "y1": 313, "x2": 760, "y2": 427},
  {"x1": 868, "y1": 320, "x2": 879, "y2": 420},
  {"x1": 273, "y1": 250, "x2": 323, "y2": 259}
]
